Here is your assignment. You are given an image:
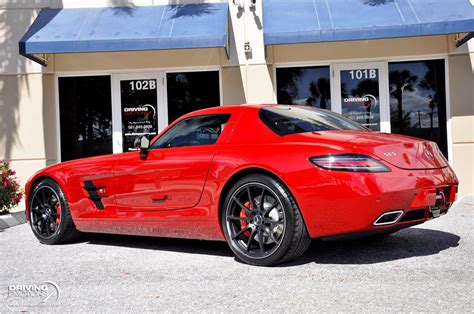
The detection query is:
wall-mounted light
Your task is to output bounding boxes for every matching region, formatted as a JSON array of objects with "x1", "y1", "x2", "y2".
[
  {"x1": 233, "y1": 0, "x2": 245, "y2": 10},
  {"x1": 233, "y1": 0, "x2": 256, "y2": 10},
  {"x1": 244, "y1": 41, "x2": 252, "y2": 54},
  {"x1": 249, "y1": 0, "x2": 256, "y2": 9}
]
